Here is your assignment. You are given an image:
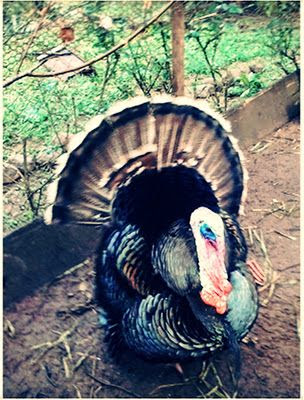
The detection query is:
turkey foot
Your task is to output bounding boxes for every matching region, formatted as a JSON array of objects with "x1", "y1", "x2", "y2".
[{"x1": 246, "y1": 259, "x2": 265, "y2": 285}]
